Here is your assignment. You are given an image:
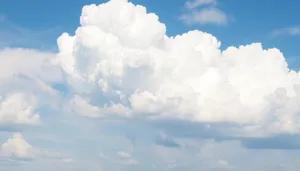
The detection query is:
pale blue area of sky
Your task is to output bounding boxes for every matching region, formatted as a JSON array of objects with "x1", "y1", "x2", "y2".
[{"x1": 0, "y1": 0, "x2": 299, "y2": 59}]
